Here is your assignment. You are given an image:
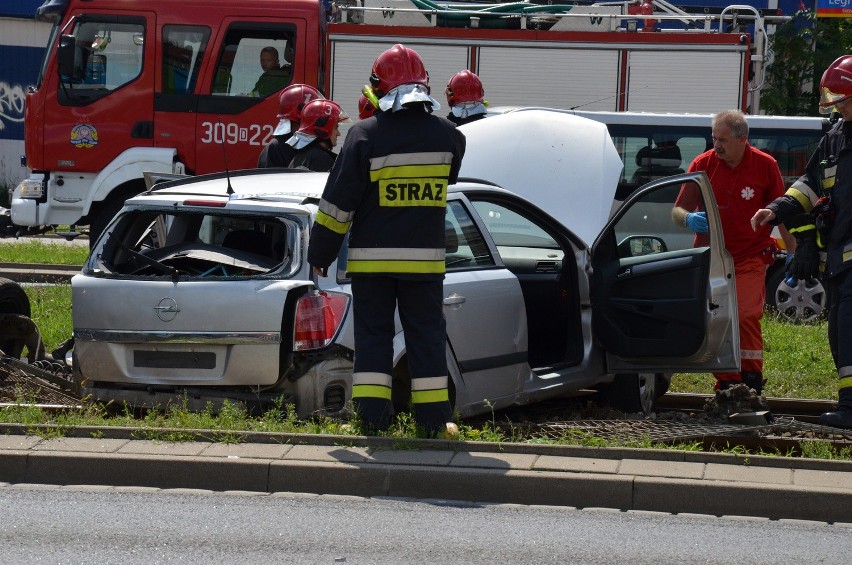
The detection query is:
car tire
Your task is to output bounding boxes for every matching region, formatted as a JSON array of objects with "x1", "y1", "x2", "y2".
[
  {"x1": 596, "y1": 372, "x2": 663, "y2": 415},
  {"x1": 0, "y1": 277, "x2": 31, "y2": 355},
  {"x1": 765, "y1": 265, "x2": 827, "y2": 323}
]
